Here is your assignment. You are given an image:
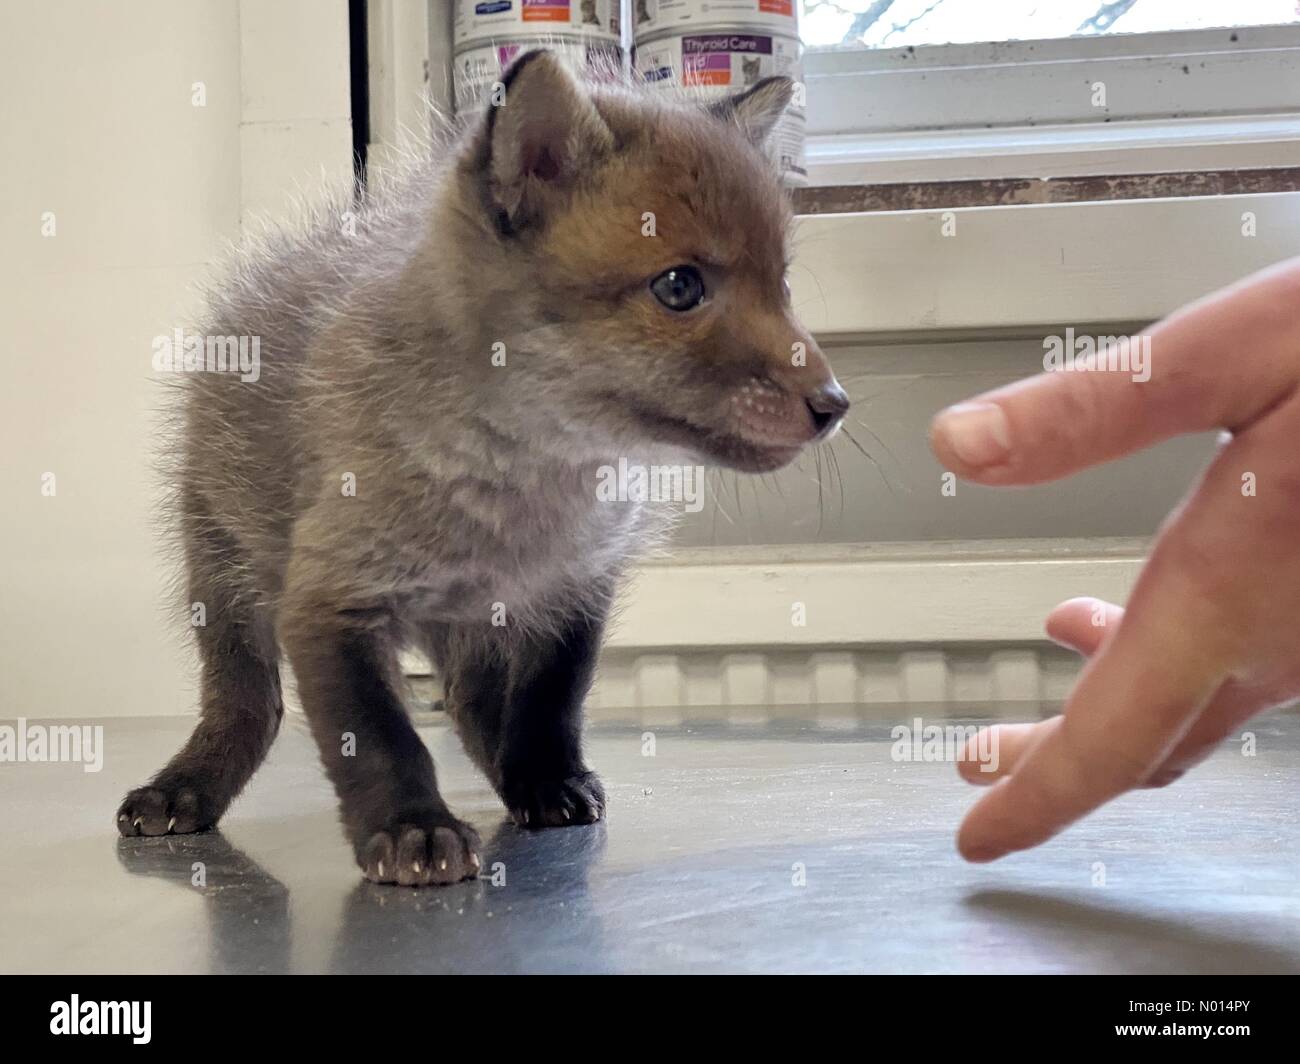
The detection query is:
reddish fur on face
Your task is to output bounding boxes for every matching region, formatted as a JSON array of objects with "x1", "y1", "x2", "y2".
[{"x1": 492, "y1": 83, "x2": 842, "y2": 473}]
